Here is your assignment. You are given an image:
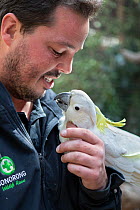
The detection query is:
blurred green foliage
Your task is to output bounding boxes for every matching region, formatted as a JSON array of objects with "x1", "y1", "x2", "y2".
[{"x1": 53, "y1": 0, "x2": 140, "y2": 135}]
